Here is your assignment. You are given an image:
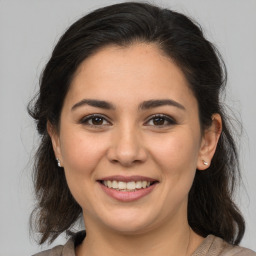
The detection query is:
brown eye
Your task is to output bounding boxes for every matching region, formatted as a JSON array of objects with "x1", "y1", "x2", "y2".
[
  {"x1": 152, "y1": 116, "x2": 165, "y2": 125},
  {"x1": 91, "y1": 116, "x2": 104, "y2": 125},
  {"x1": 80, "y1": 114, "x2": 111, "y2": 126},
  {"x1": 145, "y1": 114, "x2": 176, "y2": 127}
]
